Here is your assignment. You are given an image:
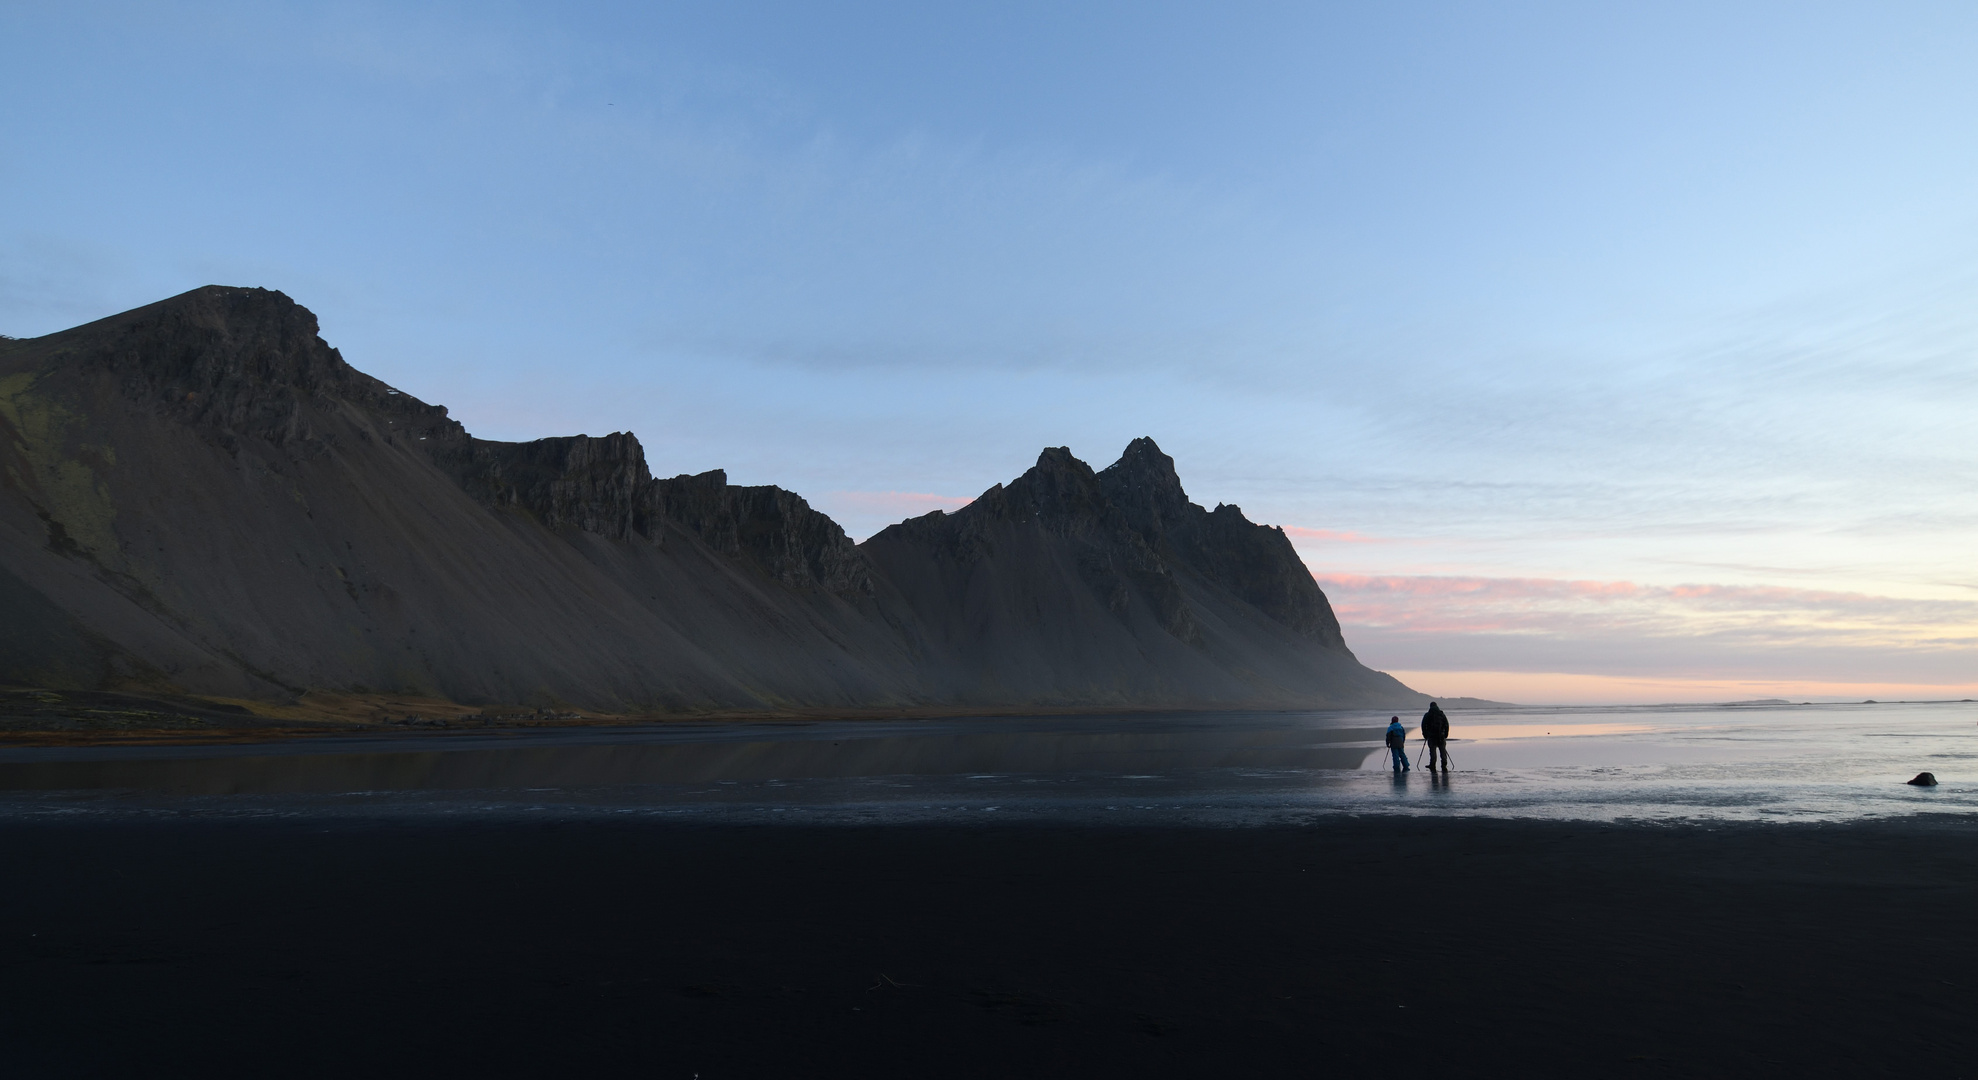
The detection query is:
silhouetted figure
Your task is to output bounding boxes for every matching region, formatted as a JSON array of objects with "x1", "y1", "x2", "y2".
[
  {"x1": 1421, "y1": 702, "x2": 1451, "y2": 772},
  {"x1": 1385, "y1": 716, "x2": 1410, "y2": 772}
]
